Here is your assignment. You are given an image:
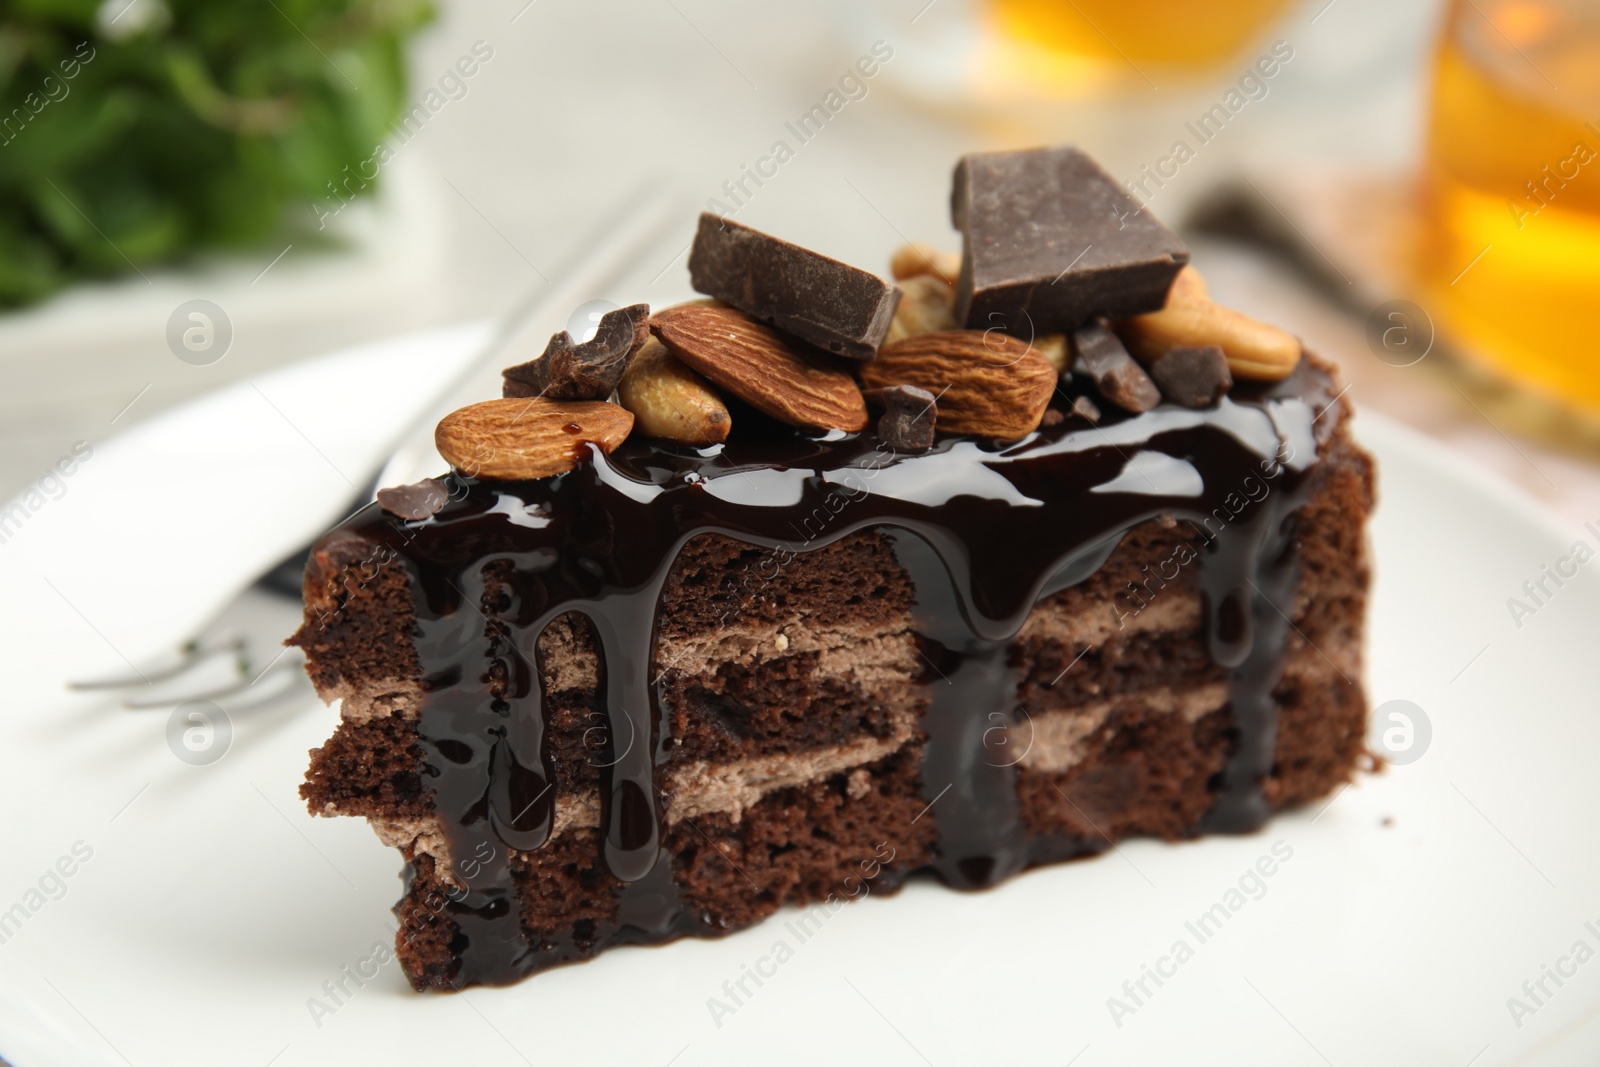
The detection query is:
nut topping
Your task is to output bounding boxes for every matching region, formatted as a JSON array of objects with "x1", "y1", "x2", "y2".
[
  {"x1": 884, "y1": 273, "x2": 959, "y2": 346},
  {"x1": 617, "y1": 339, "x2": 731, "y2": 446},
  {"x1": 889, "y1": 242, "x2": 961, "y2": 288},
  {"x1": 861, "y1": 331, "x2": 1054, "y2": 439},
  {"x1": 650, "y1": 304, "x2": 867, "y2": 433},
  {"x1": 1119, "y1": 266, "x2": 1300, "y2": 381},
  {"x1": 436, "y1": 398, "x2": 634, "y2": 481}
]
